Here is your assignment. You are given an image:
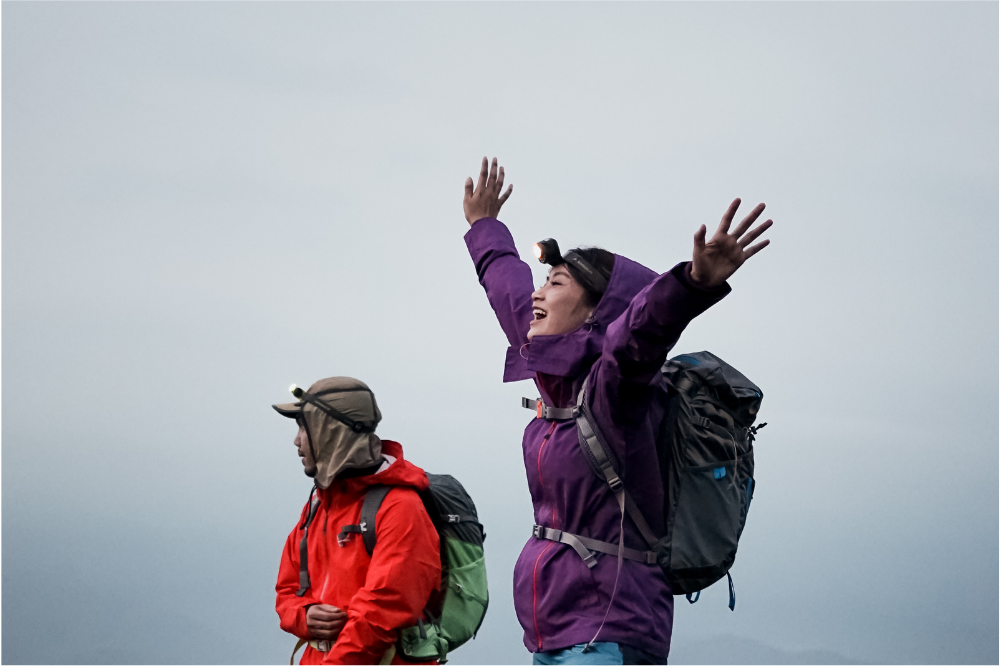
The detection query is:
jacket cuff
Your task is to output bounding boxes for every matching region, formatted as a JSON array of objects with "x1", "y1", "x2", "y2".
[
  {"x1": 464, "y1": 218, "x2": 515, "y2": 263},
  {"x1": 636, "y1": 262, "x2": 730, "y2": 328},
  {"x1": 677, "y1": 261, "x2": 732, "y2": 297},
  {"x1": 293, "y1": 601, "x2": 314, "y2": 638},
  {"x1": 326, "y1": 618, "x2": 385, "y2": 665}
]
